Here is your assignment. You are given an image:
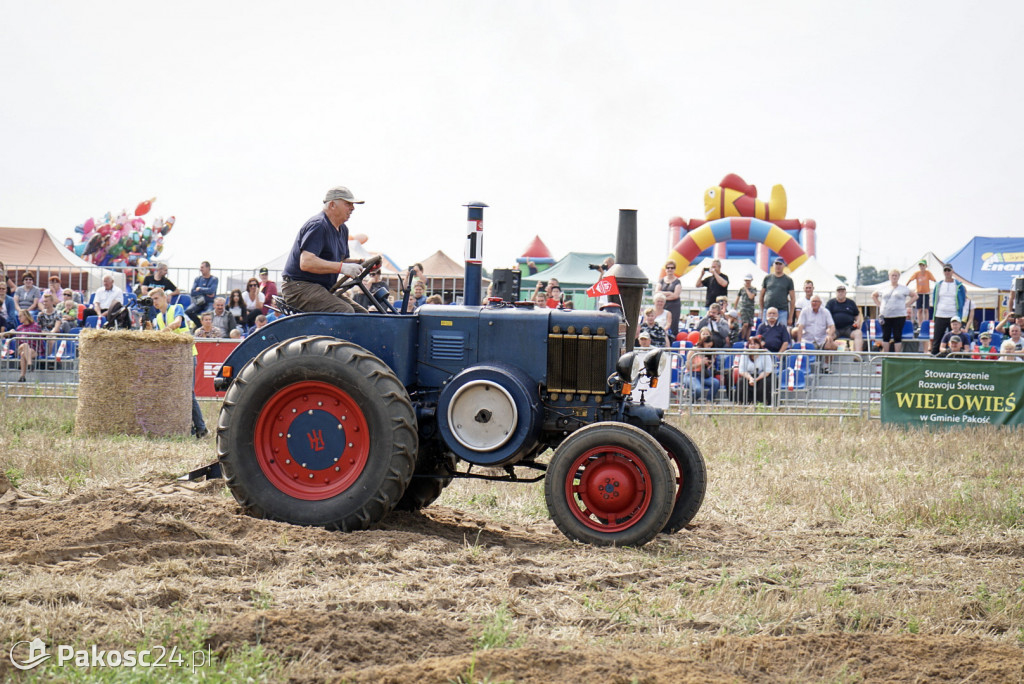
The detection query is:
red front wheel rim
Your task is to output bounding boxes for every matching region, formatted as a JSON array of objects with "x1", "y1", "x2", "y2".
[
  {"x1": 253, "y1": 381, "x2": 370, "y2": 500},
  {"x1": 564, "y1": 446, "x2": 654, "y2": 533}
]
